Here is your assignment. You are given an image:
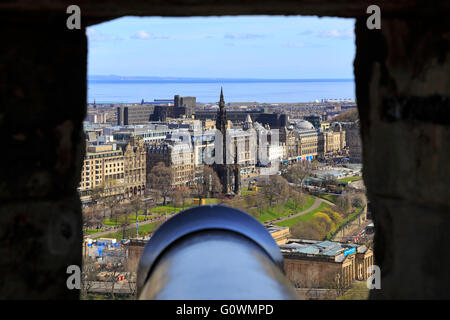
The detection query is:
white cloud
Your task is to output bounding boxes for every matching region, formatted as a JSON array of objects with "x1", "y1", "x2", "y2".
[
  {"x1": 317, "y1": 29, "x2": 354, "y2": 39},
  {"x1": 224, "y1": 33, "x2": 266, "y2": 40},
  {"x1": 131, "y1": 30, "x2": 169, "y2": 40}
]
